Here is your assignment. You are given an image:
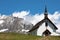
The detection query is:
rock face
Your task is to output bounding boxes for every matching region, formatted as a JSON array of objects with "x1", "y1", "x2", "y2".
[{"x1": 0, "y1": 16, "x2": 33, "y2": 34}]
